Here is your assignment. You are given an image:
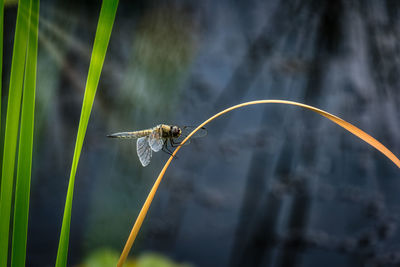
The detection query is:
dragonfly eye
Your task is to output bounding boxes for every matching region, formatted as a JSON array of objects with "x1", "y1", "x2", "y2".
[{"x1": 171, "y1": 126, "x2": 181, "y2": 137}]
